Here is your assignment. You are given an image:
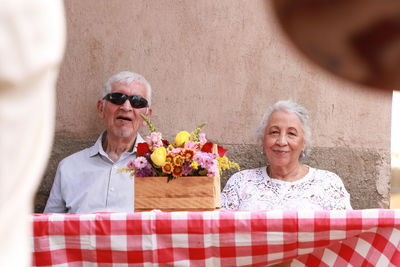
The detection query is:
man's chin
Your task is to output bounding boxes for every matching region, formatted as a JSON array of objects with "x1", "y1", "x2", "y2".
[{"x1": 111, "y1": 129, "x2": 136, "y2": 139}]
